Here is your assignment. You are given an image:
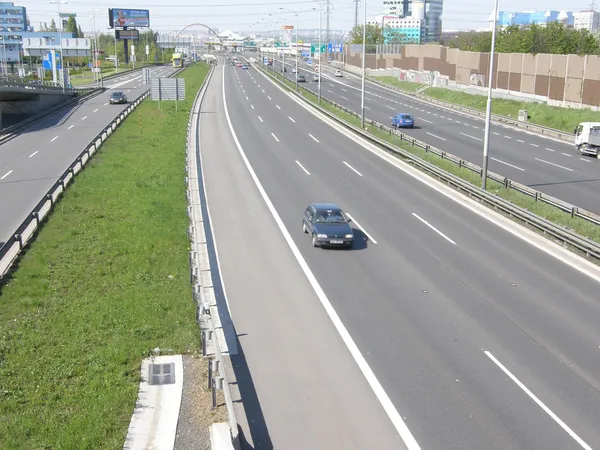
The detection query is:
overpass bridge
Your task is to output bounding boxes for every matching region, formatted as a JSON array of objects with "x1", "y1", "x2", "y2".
[{"x1": 0, "y1": 78, "x2": 82, "y2": 130}]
